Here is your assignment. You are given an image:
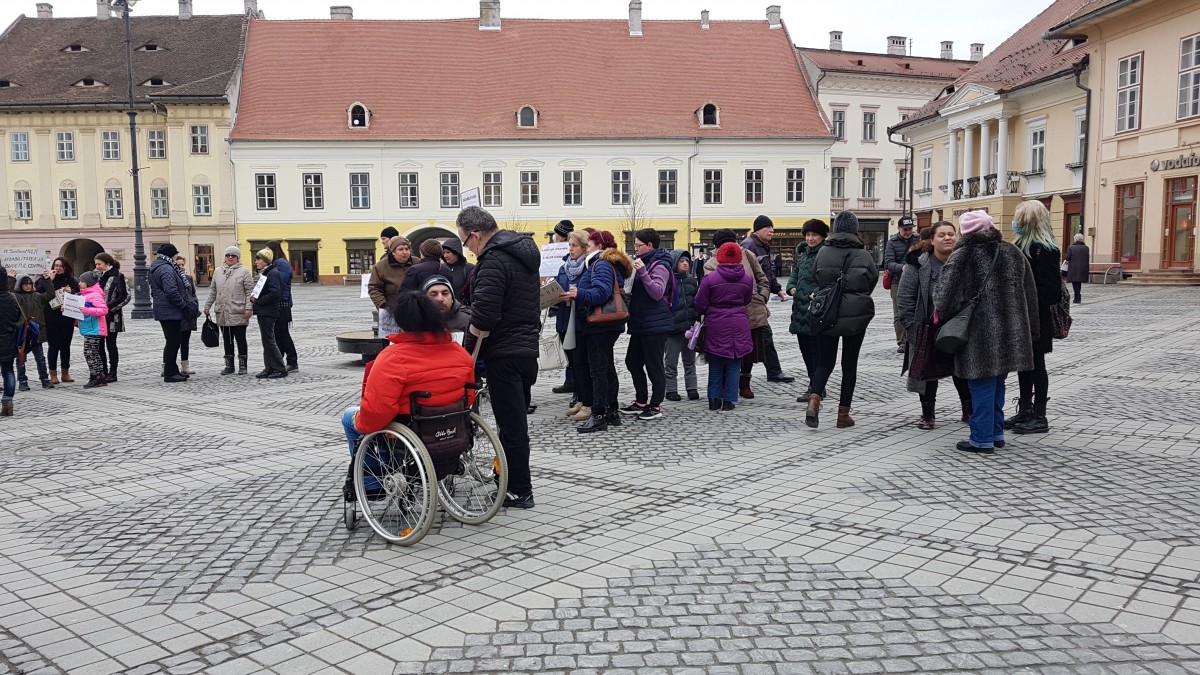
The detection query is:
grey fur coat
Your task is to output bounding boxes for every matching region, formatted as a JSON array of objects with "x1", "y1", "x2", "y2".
[{"x1": 933, "y1": 228, "x2": 1039, "y2": 381}]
